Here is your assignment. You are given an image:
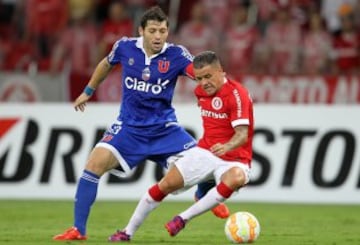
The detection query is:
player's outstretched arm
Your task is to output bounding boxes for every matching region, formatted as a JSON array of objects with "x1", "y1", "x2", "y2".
[{"x1": 73, "y1": 58, "x2": 113, "y2": 112}]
